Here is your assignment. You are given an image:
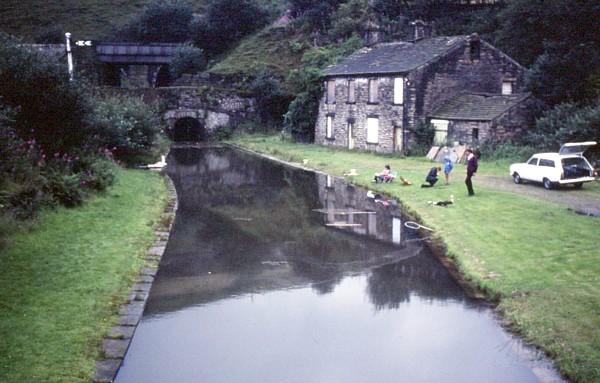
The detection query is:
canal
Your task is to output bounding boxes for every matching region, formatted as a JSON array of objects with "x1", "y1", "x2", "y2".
[{"x1": 115, "y1": 146, "x2": 562, "y2": 383}]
